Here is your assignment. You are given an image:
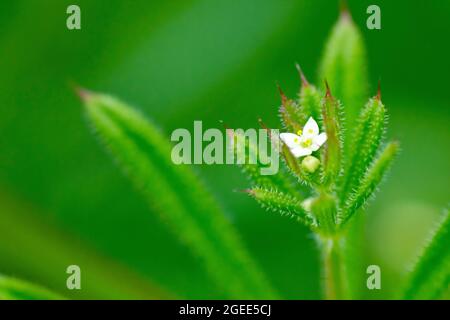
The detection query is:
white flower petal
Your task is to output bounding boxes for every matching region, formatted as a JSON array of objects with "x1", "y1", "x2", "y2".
[
  {"x1": 303, "y1": 117, "x2": 319, "y2": 137},
  {"x1": 290, "y1": 146, "x2": 312, "y2": 158},
  {"x1": 314, "y1": 132, "x2": 327, "y2": 147},
  {"x1": 311, "y1": 133, "x2": 327, "y2": 151},
  {"x1": 280, "y1": 133, "x2": 301, "y2": 149}
]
